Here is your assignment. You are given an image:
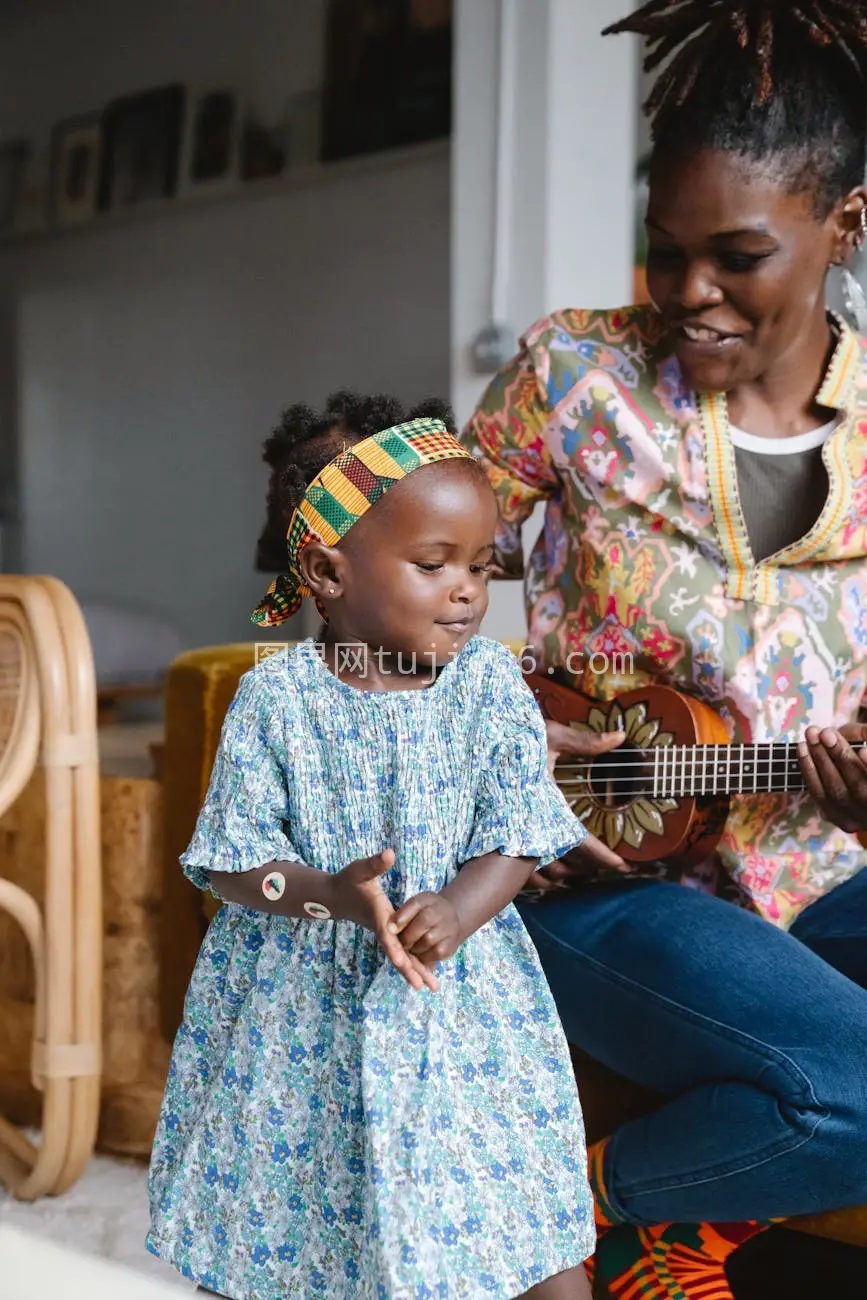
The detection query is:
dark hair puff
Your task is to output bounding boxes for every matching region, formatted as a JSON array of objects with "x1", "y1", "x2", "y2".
[{"x1": 255, "y1": 391, "x2": 457, "y2": 571}]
